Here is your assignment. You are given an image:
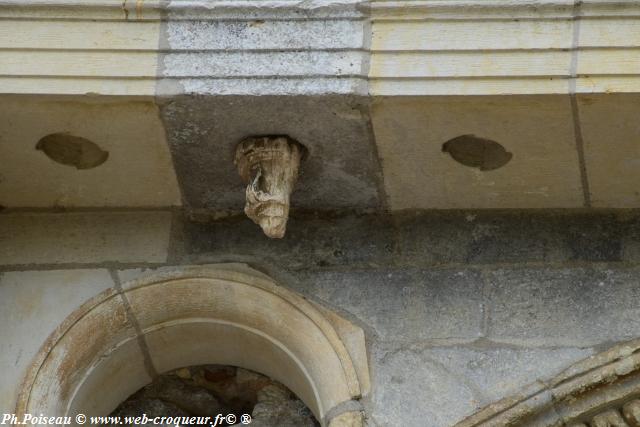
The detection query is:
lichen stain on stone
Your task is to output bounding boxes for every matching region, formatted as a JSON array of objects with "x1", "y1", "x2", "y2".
[
  {"x1": 442, "y1": 134, "x2": 513, "y2": 171},
  {"x1": 36, "y1": 133, "x2": 109, "y2": 170},
  {"x1": 122, "y1": 0, "x2": 129, "y2": 20},
  {"x1": 135, "y1": 0, "x2": 144, "y2": 20}
]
